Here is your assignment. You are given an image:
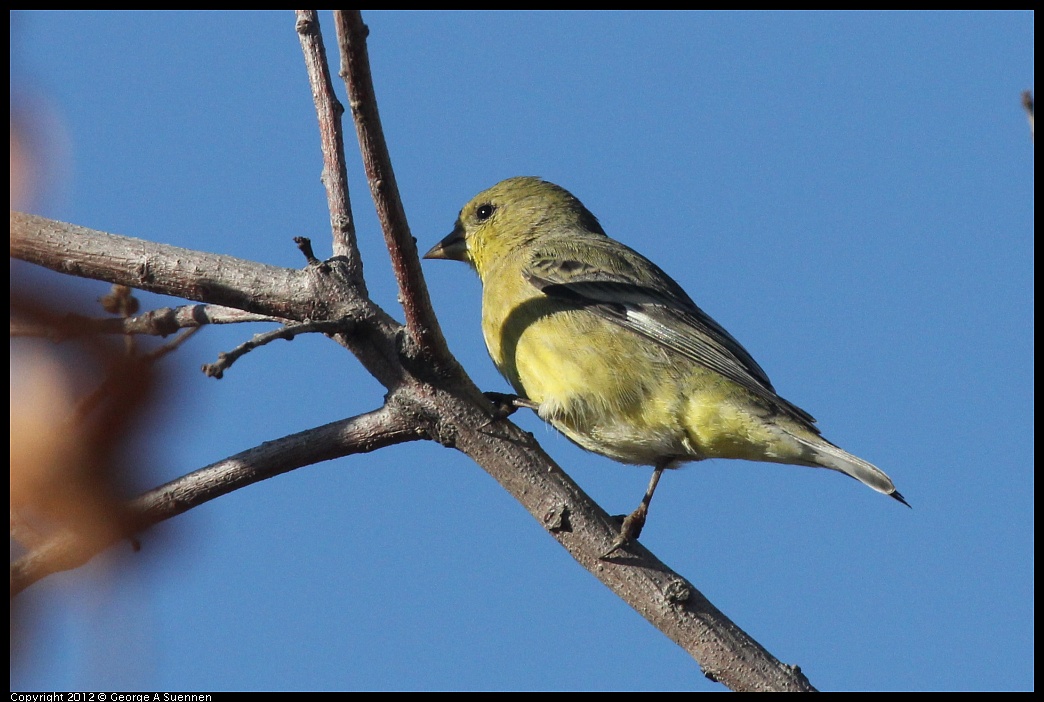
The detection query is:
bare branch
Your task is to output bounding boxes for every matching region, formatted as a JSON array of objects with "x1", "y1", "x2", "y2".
[
  {"x1": 295, "y1": 10, "x2": 364, "y2": 273},
  {"x1": 432, "y1": 395, "x2": 816, "y2": 692},
  {"x1": 202, "y1": 319, "x2": 348, "y2": 379},
  {"x1": 10, "y1": 210, "x2": 409, "y2": 392},
  {"x1": 11, "y1": 304, "x2": 283, "y2": 339},
  {"x1": 11, "y1": 211, "x2": 314, "y2": 320},
  {"x1": 12, "y1": 208, "x2": 412, "y2": 396},
  {"x1": 10, "y1": 404, "x2": 421, "y2": 597},
  {"x1": 334, "y1": 10, "x2": 449, "y2": 362},
  {"x1": 141, "y1": 326, "x2": 200, "y2": 360}
]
